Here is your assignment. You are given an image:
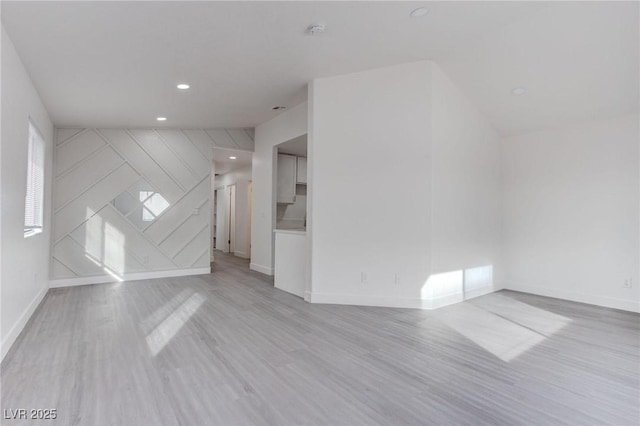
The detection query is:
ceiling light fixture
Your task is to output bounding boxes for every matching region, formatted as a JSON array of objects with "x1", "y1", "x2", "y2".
[
  {"x1": 229, "y1": 156, "x2": 237, "y2": 160},
  {"x1": 410, "y1": 7, "x2": 429, "y2": 17},
  {"x1": 177, "y1": 83, "x2": 190, "y2": 90},
  {"x1": 307, "y1": 24, "x2": 325, "y2": 35},
  {"x1": 512, "y1": 86, "x2": 527, "y2": 96},
  {"x1": 156, "y1": 117, "x2": 167, "y2": 121}
]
